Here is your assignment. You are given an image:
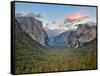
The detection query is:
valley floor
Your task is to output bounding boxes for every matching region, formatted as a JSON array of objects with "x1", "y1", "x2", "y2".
[{"x1": 15, "y1": 41, "x2": 97, "y2": 74}]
